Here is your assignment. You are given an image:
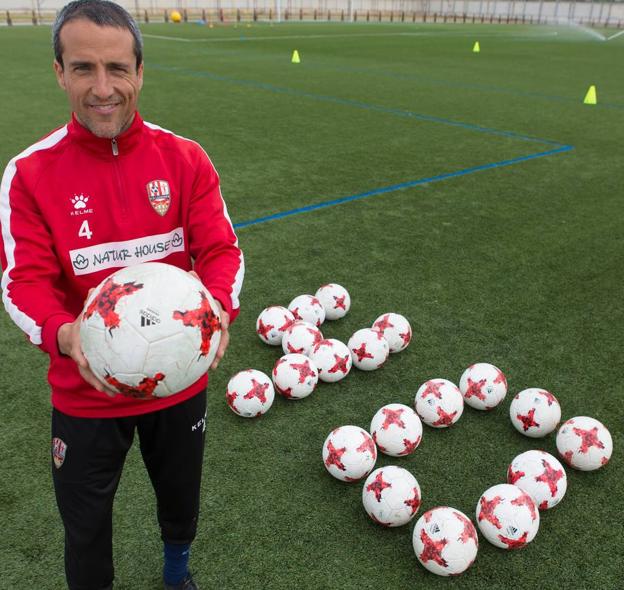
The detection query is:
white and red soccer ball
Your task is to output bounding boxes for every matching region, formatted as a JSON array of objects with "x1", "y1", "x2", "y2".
[
  {"x1": 370, "y1": 403, "x2": 422, "y2": 457},
  {"x1": 476, "y1": 483, "x2": 540, "y2": 550},
  {"x1": 507, "y1": 450, "x2": 567, "y2": 510},
  {"x1": 225, "y1": 369, "x2": 275, "y2": 418},
  {"x1": 413, "y1": 507, "x2": 478, "y2": 576},
  {"x1": 322, "y1": 425, "x2": 377, "y2": 482},
  {"x1": 347, "y1": 328, "x2": 389, "y2": 371},
  {"x1": 459, "y1": 363, "x2": 507, "y2": 410},
  {"x1": 255, "y1": 306, "x2": 295, "y2": 346},
  {"x1": 509, "y1": 388, "x2": 562, "y2": 438},
  {"x1": 362, "y1": 466, "x2": 421, "y2": 527},
  {"x1": 315, "y1": 283, "x2": 350, "y2": 320},
  {"x1": 309, "y1": 339, "x2": 352, "y2": 383},
  {"x1": 556, "y1": 416, "x2": 612, "y2": 471},
  {"x1": 288, "y1": 294, "x2": 325, "y2": 327},
  {"x1": 272, "y1": 353, "x2": 318, "y2": 400},
  {"x1": 415, "y1": 379, "x2": 464, "y2": 428},
  {"x1": 372, "y1": 312, "x2": 411, "y2": 353},
  {"x1": 81, "y1": 262, "x2": 221, "y2": 397},
  {"x1": 281, "y1": 320, "x2": 323, "y2": 356}
]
